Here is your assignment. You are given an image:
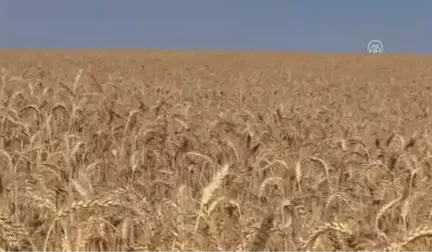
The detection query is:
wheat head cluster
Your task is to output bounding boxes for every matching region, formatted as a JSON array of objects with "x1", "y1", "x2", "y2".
[{"x1": 0, "y1": 51, "x2": 432, "y2": 251}]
